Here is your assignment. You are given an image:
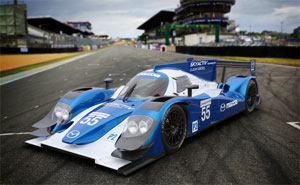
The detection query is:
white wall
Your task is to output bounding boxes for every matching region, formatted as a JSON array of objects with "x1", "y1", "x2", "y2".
[
  {"x1": 28, "y1": 25, "x2": 46, "y2": 38},
  {"x1": 184, "y1": 33, "x2": 234, "y2": 46}
]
